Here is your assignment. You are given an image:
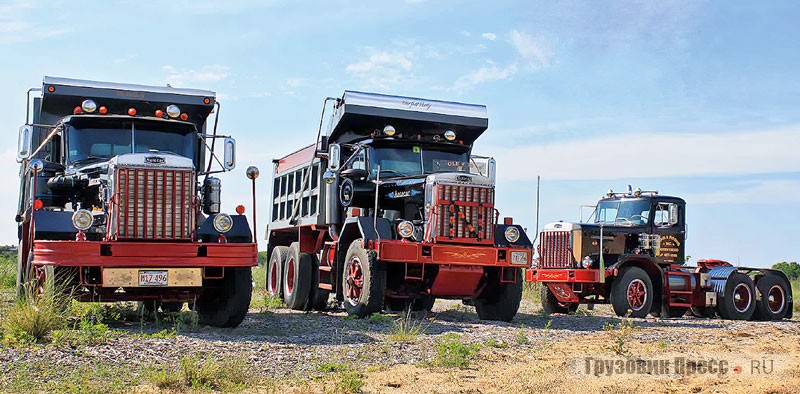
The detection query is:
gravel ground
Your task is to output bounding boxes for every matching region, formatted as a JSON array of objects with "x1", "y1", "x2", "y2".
[{"x1": 2, "y1": 295, "x2": 799, "y2": 391}]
